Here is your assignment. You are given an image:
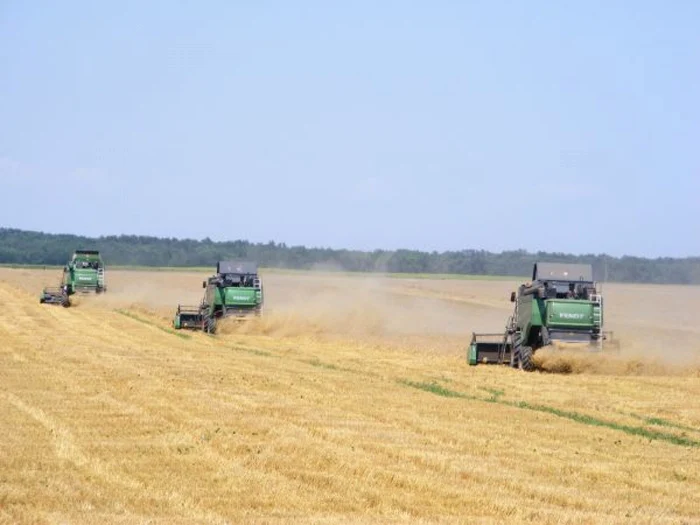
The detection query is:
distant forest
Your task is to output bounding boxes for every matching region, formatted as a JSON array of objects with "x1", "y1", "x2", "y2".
[{"x1": 1, "y1": 228, "x2": 699, "y2": 284}]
